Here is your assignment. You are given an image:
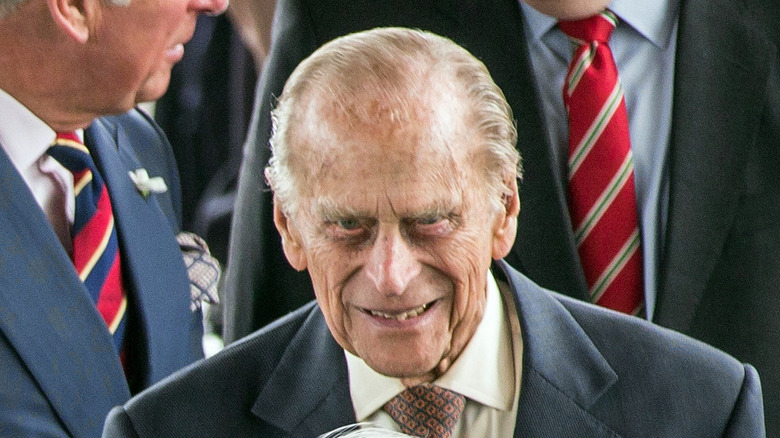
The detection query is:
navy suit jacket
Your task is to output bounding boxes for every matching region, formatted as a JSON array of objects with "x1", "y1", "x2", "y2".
[
  {"x1": 0, "y1": 109, "x2": 204, "y2": 438},
  {"x1": 104, "y1": 261, "x2": 764, "y2": 437},
  {"x1": 221, "y1": 0, "x2": 780, "y2": 432}
]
